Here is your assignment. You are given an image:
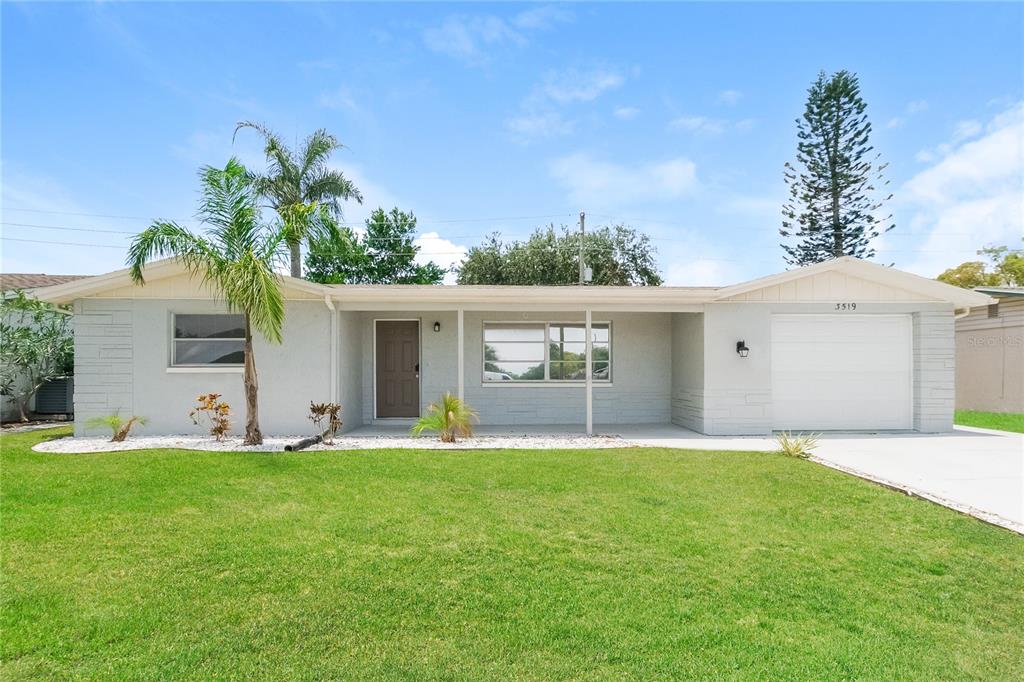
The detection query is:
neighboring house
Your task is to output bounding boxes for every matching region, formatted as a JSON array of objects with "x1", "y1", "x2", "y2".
[
  {"x1": 32, "y1": 257, "x2": 992, "y2": 437},
  {"x1": 955, "y1": 287, "x2": 1023, "y2": 414},
  {"x1": 1, "y1": 273, "x2": 86, "y2": 422}
]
